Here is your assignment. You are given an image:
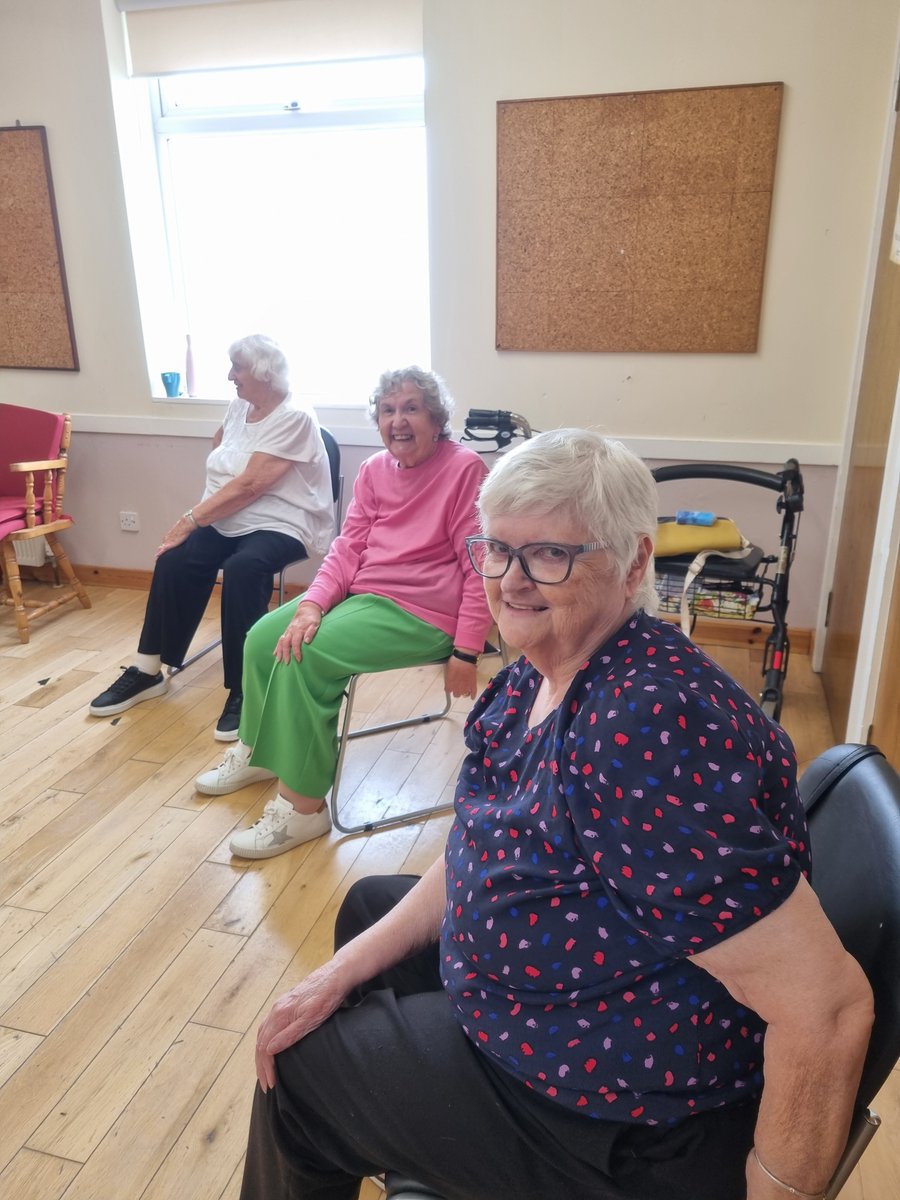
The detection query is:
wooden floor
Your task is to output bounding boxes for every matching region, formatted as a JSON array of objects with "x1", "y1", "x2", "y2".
[{"x1": 0, "y1": 584, "x2": 896, "y2": 1200}]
